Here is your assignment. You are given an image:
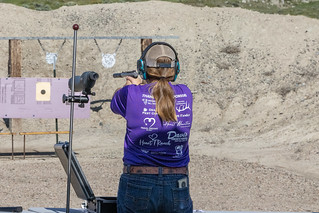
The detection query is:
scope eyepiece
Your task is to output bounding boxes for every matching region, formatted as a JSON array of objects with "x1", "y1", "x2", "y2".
[{"x1": 68, "y1": 71, "x2": 99, "y2": 95}]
